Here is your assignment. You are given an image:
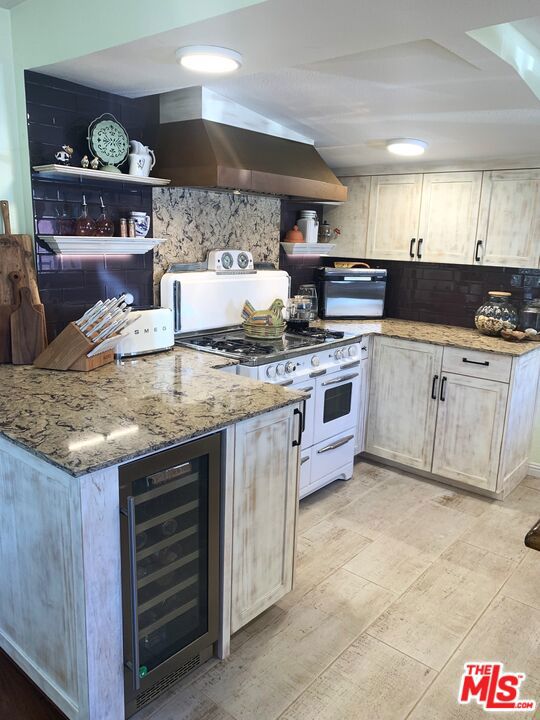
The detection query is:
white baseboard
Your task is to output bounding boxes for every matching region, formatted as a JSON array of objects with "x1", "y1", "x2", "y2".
[{"x1": 528, "y1": 462, "x2": 540, "y2": 478}]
